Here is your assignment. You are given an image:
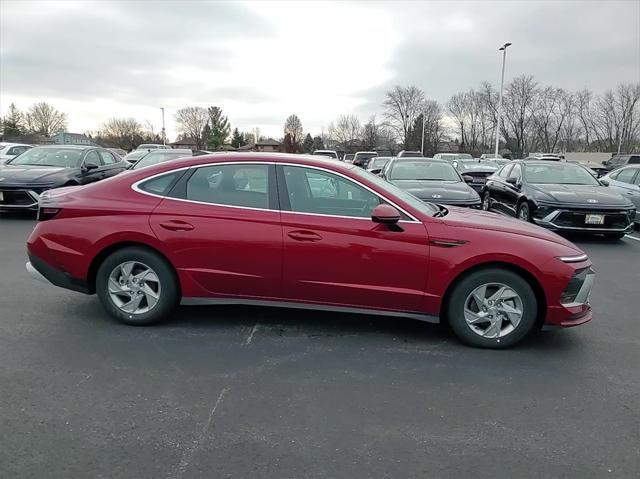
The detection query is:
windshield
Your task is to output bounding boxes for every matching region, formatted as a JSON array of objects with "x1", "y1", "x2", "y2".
[
  {"x1": 525, "y1": 163, "x2": 600, "y2": 185},
  {"x1": 355, "y1": 153, "x2": 377, "y2": 160},
  {"x1": 7, "y1": 147, "x2": 83, "y2": 167},
  {"x1": 124, "y1": 150, "x2": 148, "y2": 161},
  {"x1": 351, "y1": 167, "x2": 438, "y2": 216},
  {"x1": 132, "y1": 152, "x2": 188, "y2": 169},
  {"x1": 390, "y1": 161, "x2": 460, "y2": 181}
]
